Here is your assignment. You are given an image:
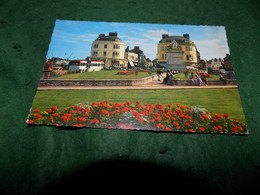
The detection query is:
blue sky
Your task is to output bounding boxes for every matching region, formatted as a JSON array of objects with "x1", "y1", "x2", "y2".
[{"x1": 47, "y1": 20, "x2": 230, "y2": 60}]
